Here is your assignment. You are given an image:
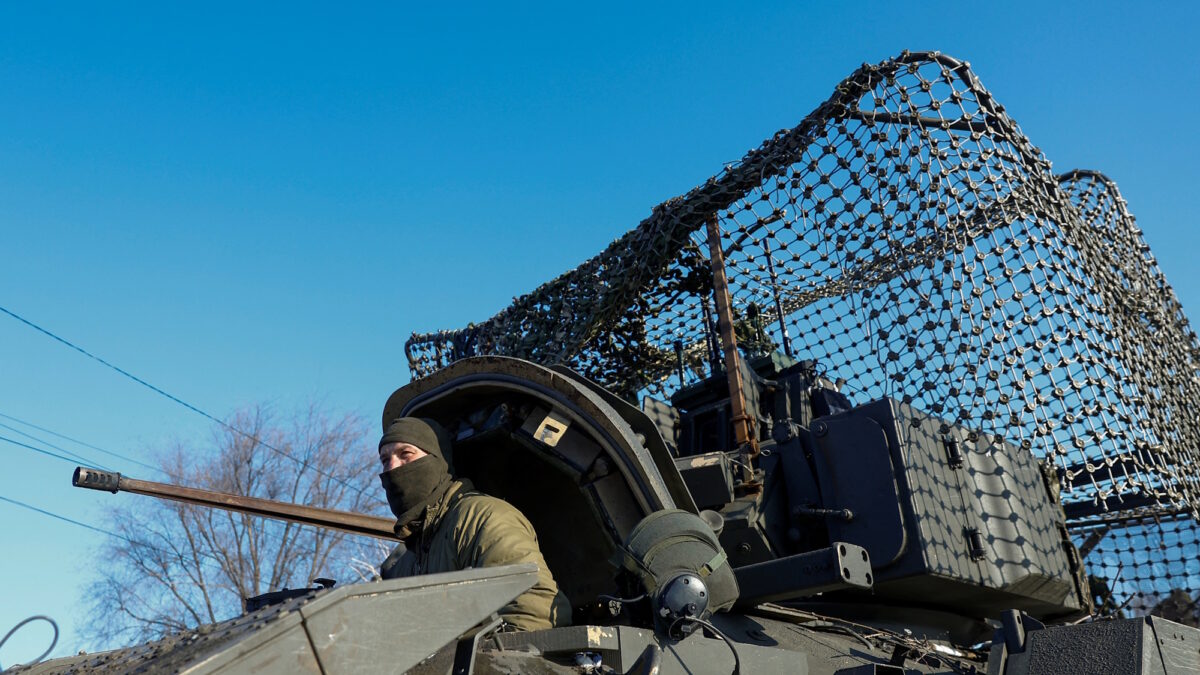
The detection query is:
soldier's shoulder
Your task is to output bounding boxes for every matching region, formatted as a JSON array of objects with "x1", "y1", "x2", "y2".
[
  {"x1": 450, "y1": 492, "x2": 532, "y2": 529},
  {"x1": 456, "y1": 491, "x2": 520, "y2": 514}
]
